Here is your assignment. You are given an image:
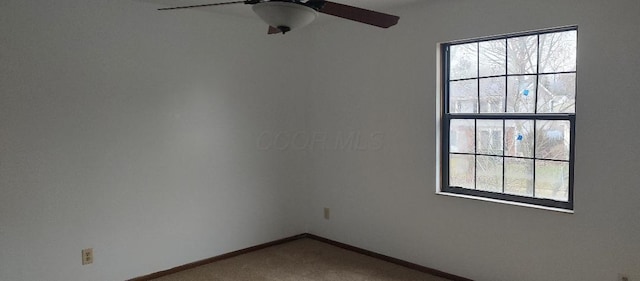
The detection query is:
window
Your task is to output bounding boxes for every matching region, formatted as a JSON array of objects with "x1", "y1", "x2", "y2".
[{"x1": 440, "y1": 27, "x2": 577, "y2": 210}]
